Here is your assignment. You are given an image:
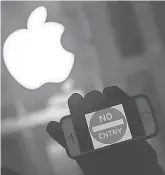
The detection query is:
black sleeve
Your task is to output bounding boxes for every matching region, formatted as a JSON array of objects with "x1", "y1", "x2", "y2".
[{"x1": 76, "y1": 141, "x2": 165, "y2": 175}]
